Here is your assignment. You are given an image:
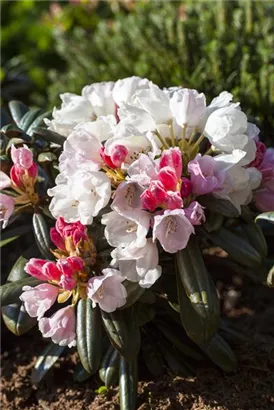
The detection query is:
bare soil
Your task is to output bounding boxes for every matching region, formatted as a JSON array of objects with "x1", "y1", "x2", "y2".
[{"x1": 1, "y1": 278, "x2": 274, "y2": 410}]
